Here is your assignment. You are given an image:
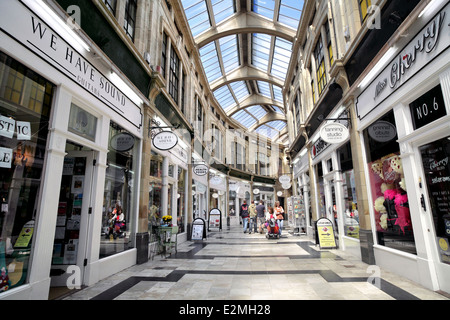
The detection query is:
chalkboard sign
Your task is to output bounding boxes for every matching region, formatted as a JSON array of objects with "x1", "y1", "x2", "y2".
[{"x1": 410, "y1": 85, "x2": 446, "y2": 130}]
